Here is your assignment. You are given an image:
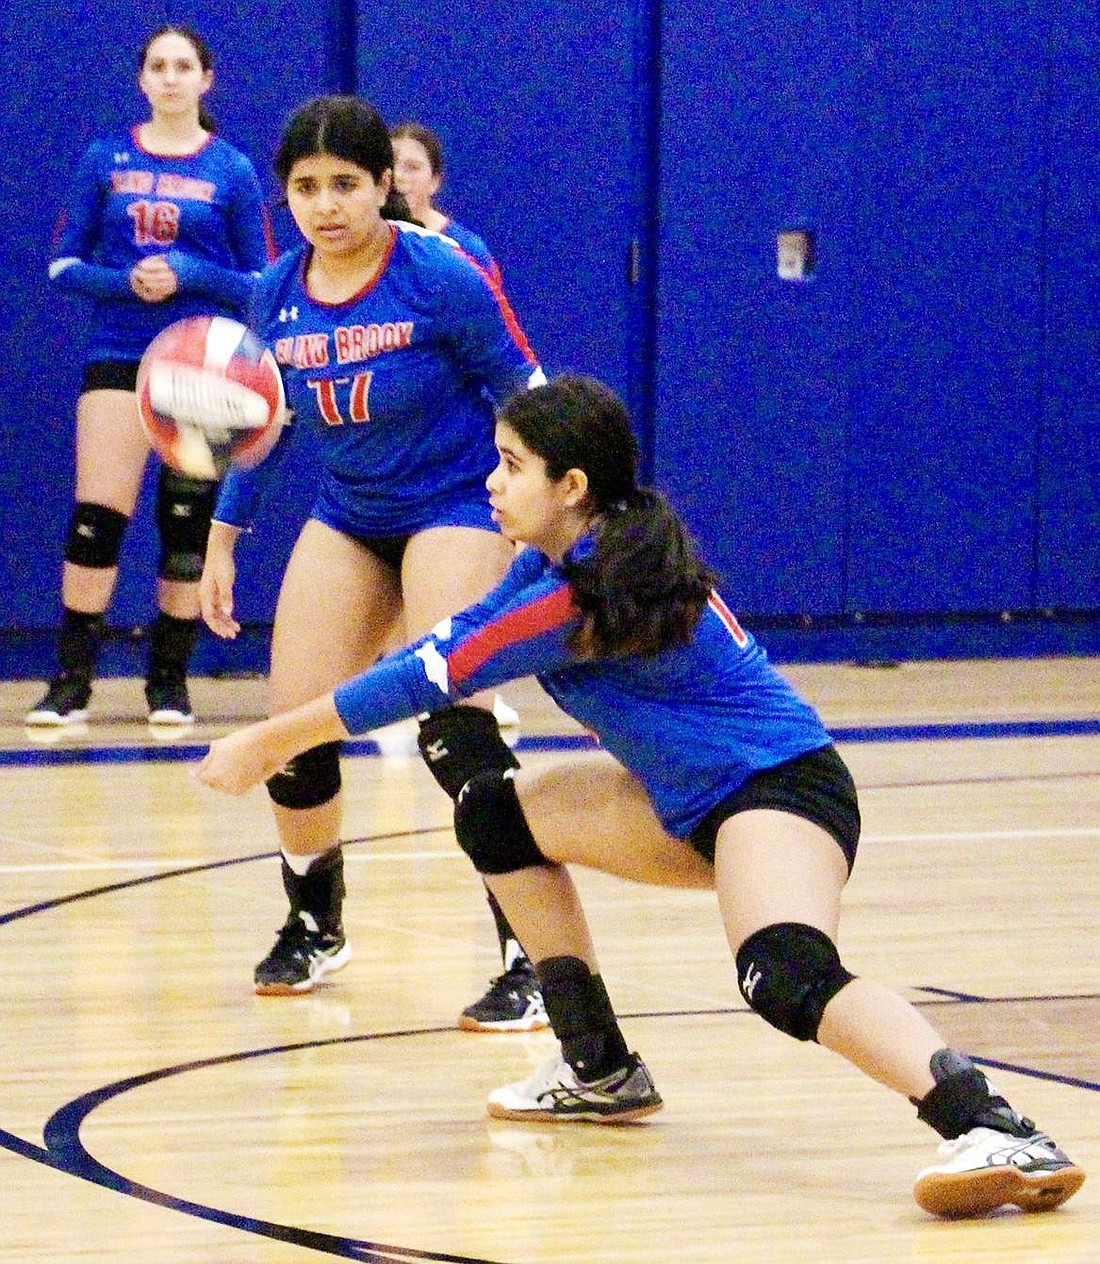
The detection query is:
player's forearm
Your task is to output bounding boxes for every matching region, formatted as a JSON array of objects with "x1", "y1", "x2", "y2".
[{"x1": 263, "y1": 695, "x2": 350, "y2": 765}]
